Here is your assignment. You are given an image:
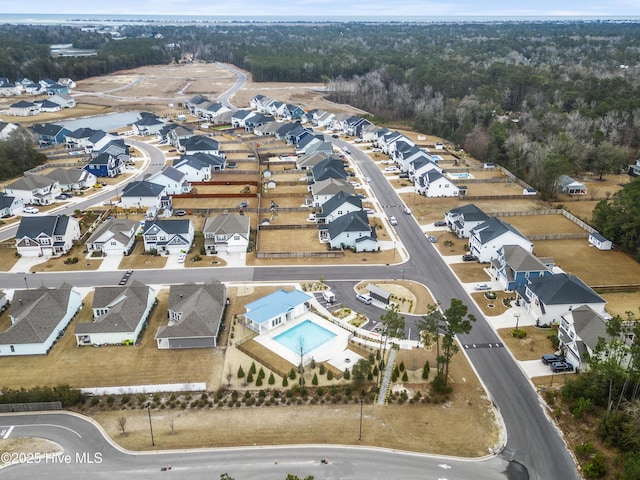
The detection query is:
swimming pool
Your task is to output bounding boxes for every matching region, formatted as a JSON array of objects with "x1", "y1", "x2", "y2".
[
  {"x1": 273, "y1": 319, "x2": 336, "y2": 354},
  {"x1": 447, "y1": 172, "x2": 475, "y2": 179}
]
